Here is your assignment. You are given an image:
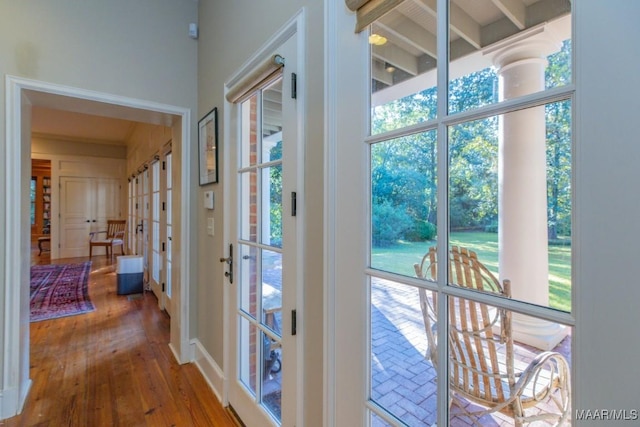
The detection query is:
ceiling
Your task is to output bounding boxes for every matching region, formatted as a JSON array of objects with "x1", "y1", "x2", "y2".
[
  {"x1": 371, "y1": 0, "x2": 571, "y2": 91},
  {"x1": 27, "y1": 89, "x2": 177, "y2": 147},
  {"x1": 32, "y1": 107, "x2": 137, "y2": 146}
]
